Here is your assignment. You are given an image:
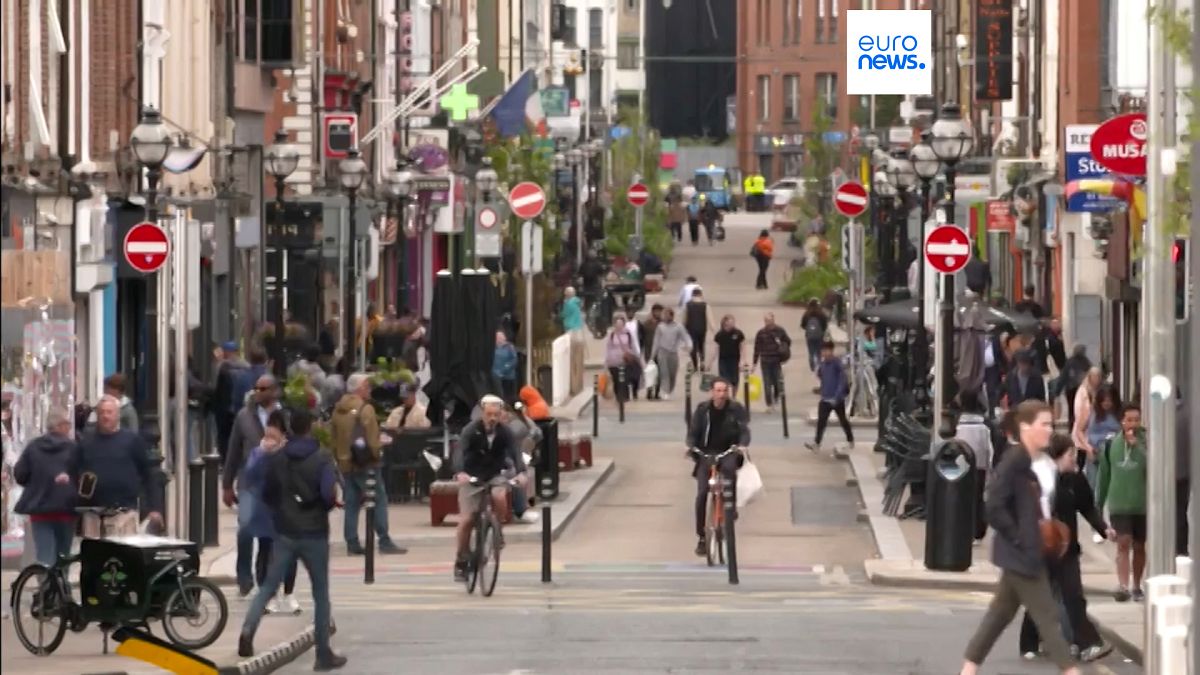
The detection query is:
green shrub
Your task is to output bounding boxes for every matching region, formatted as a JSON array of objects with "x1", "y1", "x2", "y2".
[{"x1": 778, "y1": 262, "x2": 846, "y2": 305}]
